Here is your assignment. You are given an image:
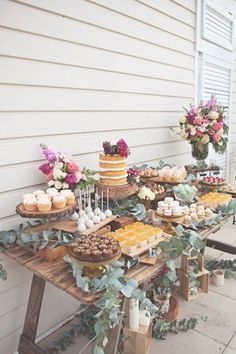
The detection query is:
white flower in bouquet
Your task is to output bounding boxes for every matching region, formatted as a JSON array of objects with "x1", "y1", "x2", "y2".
[
  {"x1": 62, "y1": 182, "x2": 69, "y2": 189},
  {"x1": 190, "y1": 127, "x2": 197, "y2": 136},
  {"x1": 201, "y1": 134, "x2": 210, "y2": 144},
  {"x1": 54, "y1": 181, "x2": 63, "y2": 190},
  {"x1": 208, "y1": 111, "x2": 219, "y2": 120},
  {"x1": 199, "y1": 125, "x2": 206, "y2": 132},
  {"x1": 53, "y1": 169, "x2": 65, "y2": 179},
  {"x1": 48, "y1": 180, "x2": 55, "y2": 187},
  {"x1": 179, "y1": 115, "x2": 186, "y2": 124},
  {"x1": 54, "y1": 162, "x2": 64, "y2": 170},
  {"x1": 59, "y1": 153, "x2": 73, "y2": 163}
]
